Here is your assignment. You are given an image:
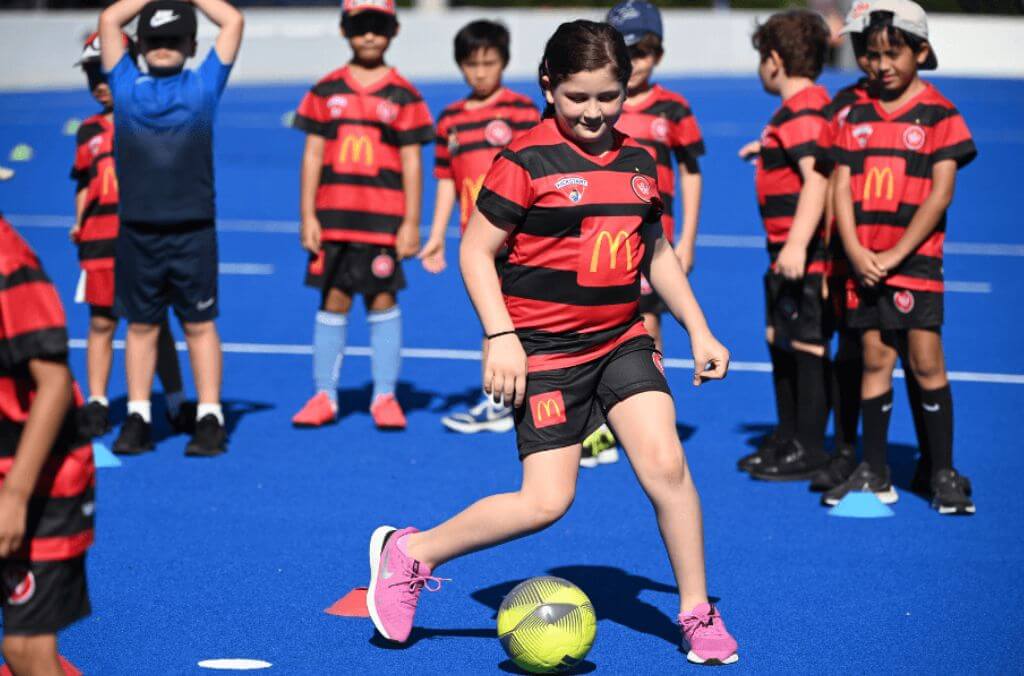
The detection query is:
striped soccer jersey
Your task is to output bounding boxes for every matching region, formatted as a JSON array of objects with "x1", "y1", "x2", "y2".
[
  {"x1": 294, "y1": 66, "x2": 434, "y2": 246},
  {"x1": 476, "y1": 119, "x2": 664, "y2": 373},
  {"x1": 70, "y1": 114, "x2": 119, "y2": 275}
]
